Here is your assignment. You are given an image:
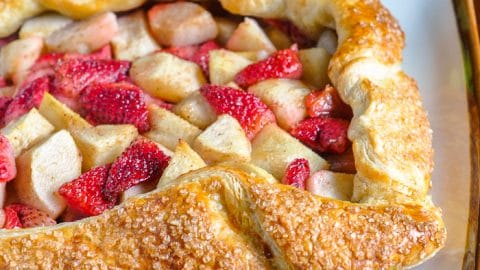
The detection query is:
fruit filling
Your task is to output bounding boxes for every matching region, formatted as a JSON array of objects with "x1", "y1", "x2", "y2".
[{"x1": 0, "y1": 1, "x2": 353, "y2": 229}]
